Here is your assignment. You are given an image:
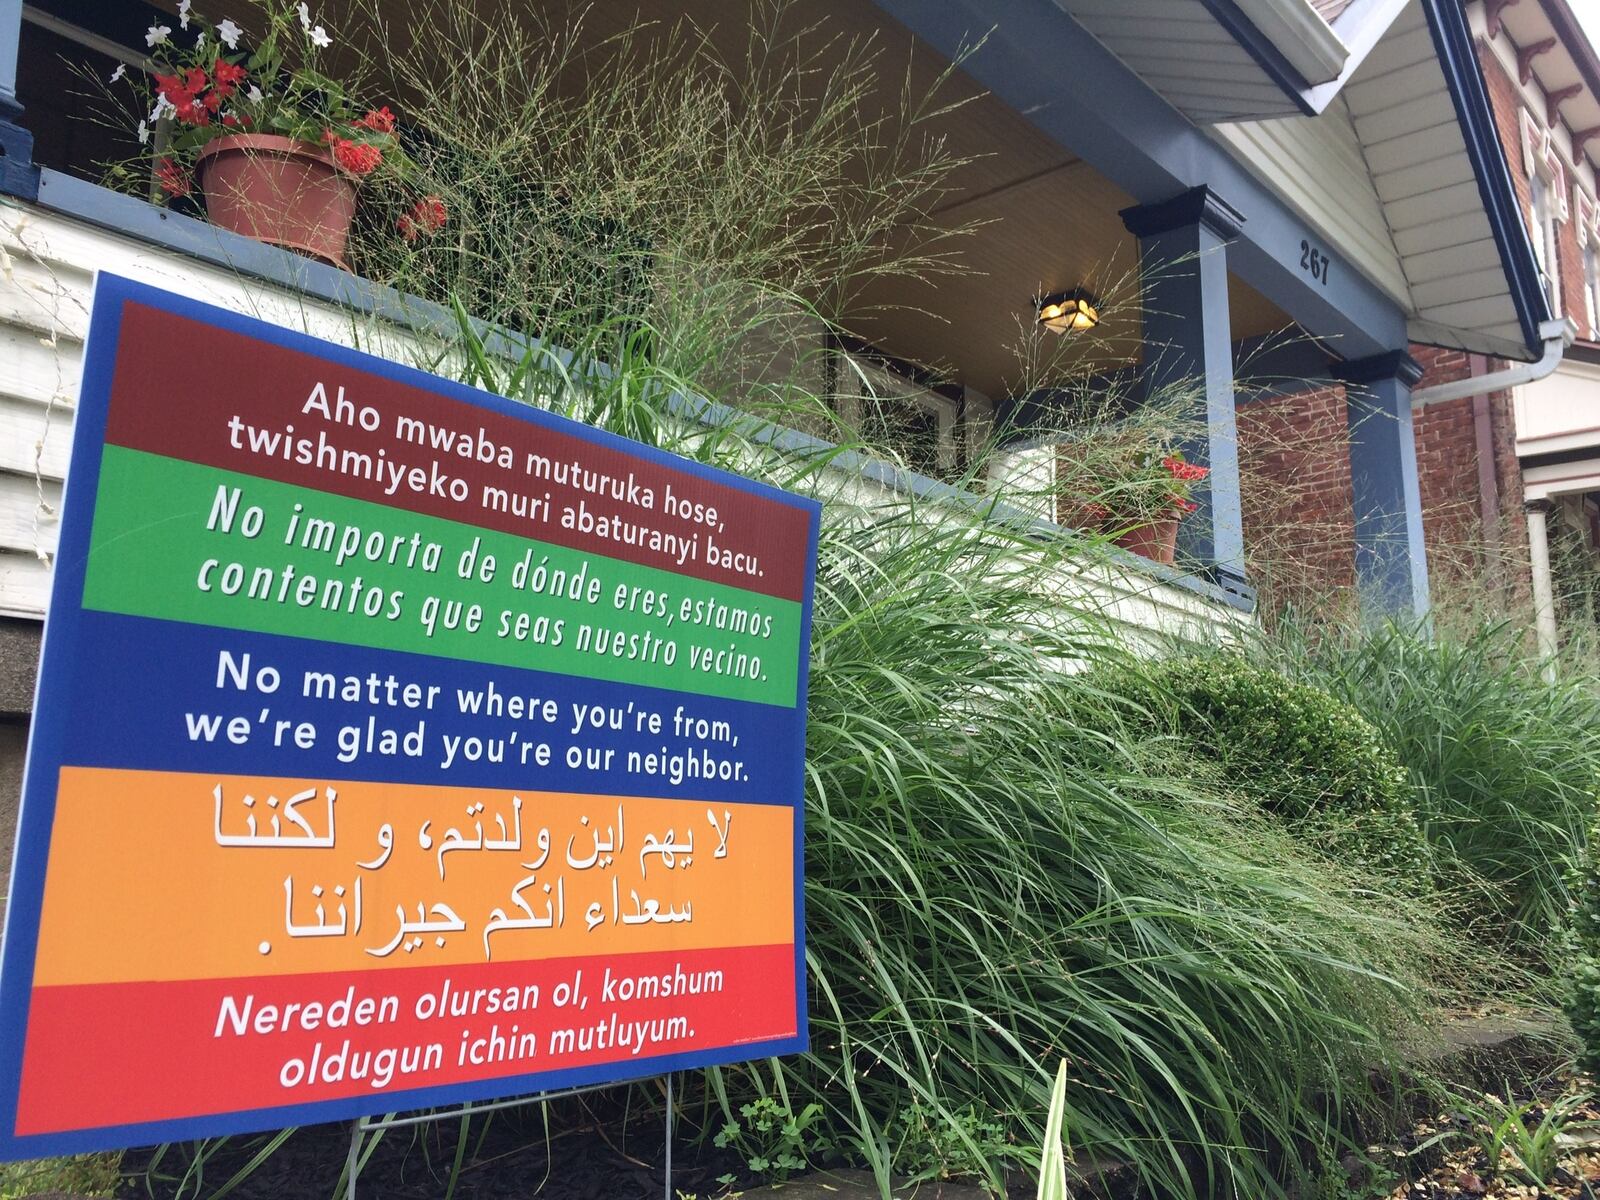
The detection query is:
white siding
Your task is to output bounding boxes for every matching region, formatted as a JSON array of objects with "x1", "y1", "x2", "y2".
[
  {"x1": 0, "y1": 199, "x2": 1250, "y2": 648},
  {"x1": 1210, "y1": 96, "x2": 1412, "y2": 306}
]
